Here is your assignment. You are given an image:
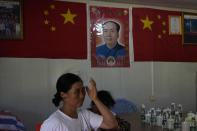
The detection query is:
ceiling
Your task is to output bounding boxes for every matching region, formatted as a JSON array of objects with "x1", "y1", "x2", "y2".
[{"x1": 93, "y1": 0, "x2": 197, "y2": 10}]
